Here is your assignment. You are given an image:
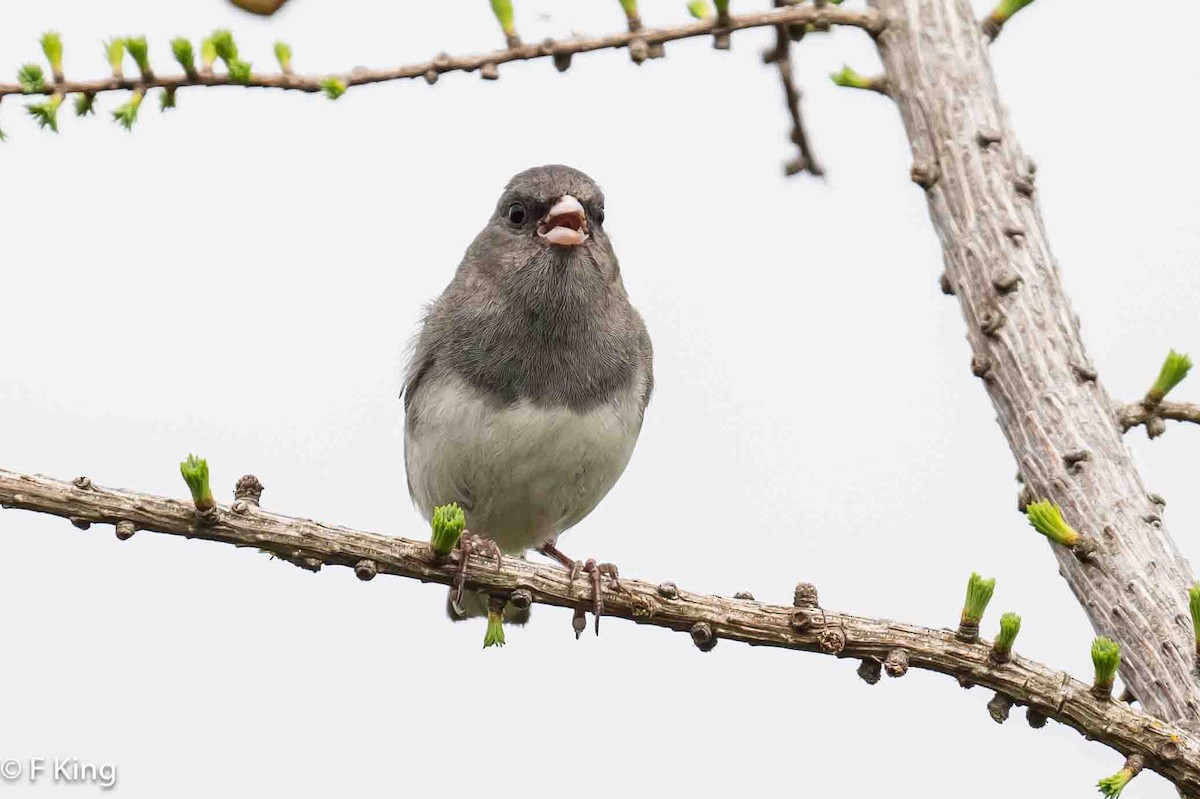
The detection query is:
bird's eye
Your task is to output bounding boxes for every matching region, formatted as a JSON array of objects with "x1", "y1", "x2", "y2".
[
  {"x1": 595, "y1": 207, "x2": 605, "y2": 226},
  {"x1": 506, "y1": 202, "x2": 527, "y2": 226}
]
